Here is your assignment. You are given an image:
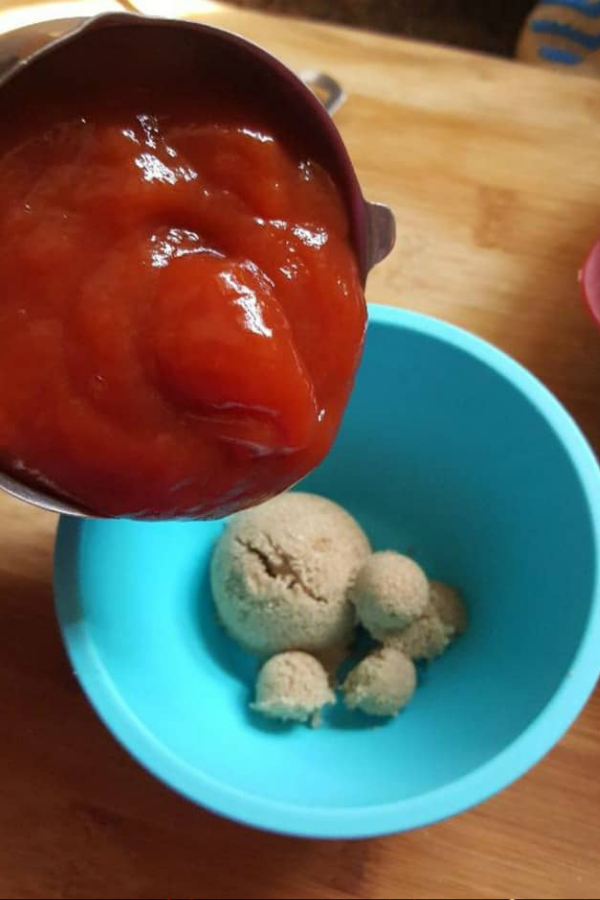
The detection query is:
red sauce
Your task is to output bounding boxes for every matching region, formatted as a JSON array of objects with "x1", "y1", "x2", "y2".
[{"x1": 0, "y1": 28, "x2": 366, "y2": 518}]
